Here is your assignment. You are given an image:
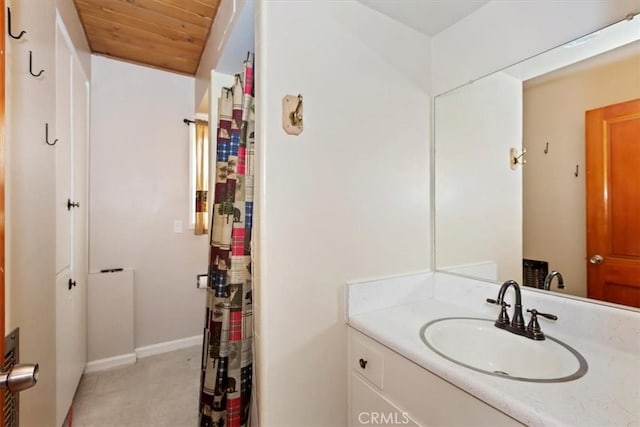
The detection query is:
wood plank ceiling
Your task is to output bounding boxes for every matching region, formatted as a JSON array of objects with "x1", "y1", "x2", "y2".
[{"x1": 73, "y1": 0, "x2": 221, "y2": 75}]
